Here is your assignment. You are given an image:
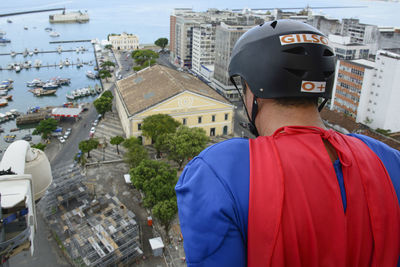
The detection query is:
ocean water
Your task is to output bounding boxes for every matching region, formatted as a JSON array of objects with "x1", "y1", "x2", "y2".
[{"x1": 0, "y1": 0, "x2": 399, "y2": 149}]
